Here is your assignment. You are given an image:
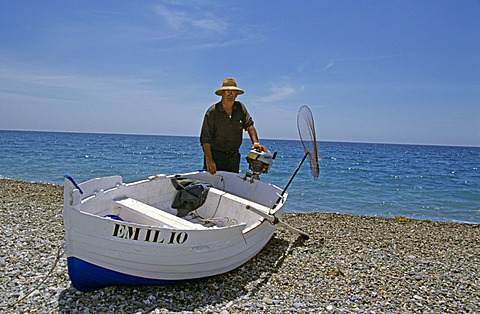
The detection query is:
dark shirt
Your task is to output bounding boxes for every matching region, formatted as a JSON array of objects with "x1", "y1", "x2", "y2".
[{"x1": 200, "y1": 101, "x2": 254, "y2": 152}]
